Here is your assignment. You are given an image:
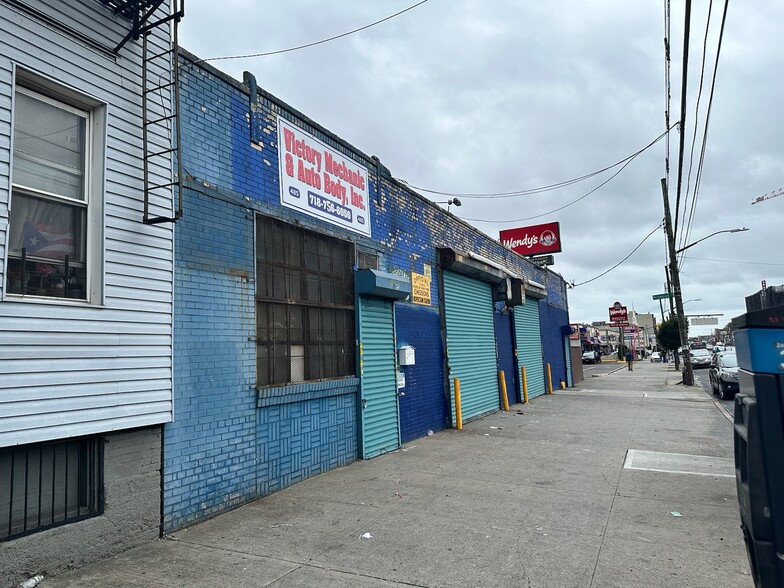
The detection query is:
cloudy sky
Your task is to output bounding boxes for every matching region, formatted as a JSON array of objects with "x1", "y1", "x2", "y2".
[{"x1": 179, "y1": 0, "x2": 783, "y2": 336}]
